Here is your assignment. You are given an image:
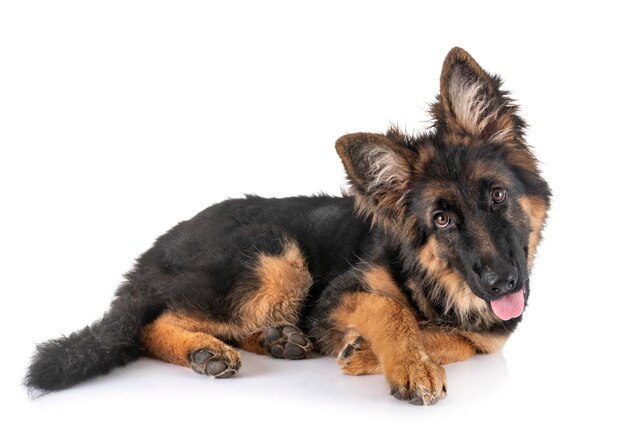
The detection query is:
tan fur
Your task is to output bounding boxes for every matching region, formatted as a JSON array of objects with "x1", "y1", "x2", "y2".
[
  {"x1": 362, "y1": 265, "x2": 409, "y2": 305},
  {"x1": 330, "y1": 293, "x2": 424, "y2": 360},
  {"x1": 234, "y1": 331, "x2": 266, "y2": 355},
  {"x1": 140, "y1": 312, "x2": 241, "y2": 368},
  {"x1": 518, "y1": 195, "x2": 548, "y2": 269},
  {"x1": 331, "y1": 292, "x2": 446, "y2": 404},
  {"x1": 145, "y1": 311, "x2": 249, "y2": 340},
  {"x1": 235, "y1": 239, "x2": 312, "y2": 333},
  {"x1": 461, "y1": 331, "x2": 508, "y2": 354},
  {"x1": 420, "y1": 330, "x2": 477, "y2": 365},
  {"x1": 421, "y1": 329, "x2": 507, "y2": 364}
]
